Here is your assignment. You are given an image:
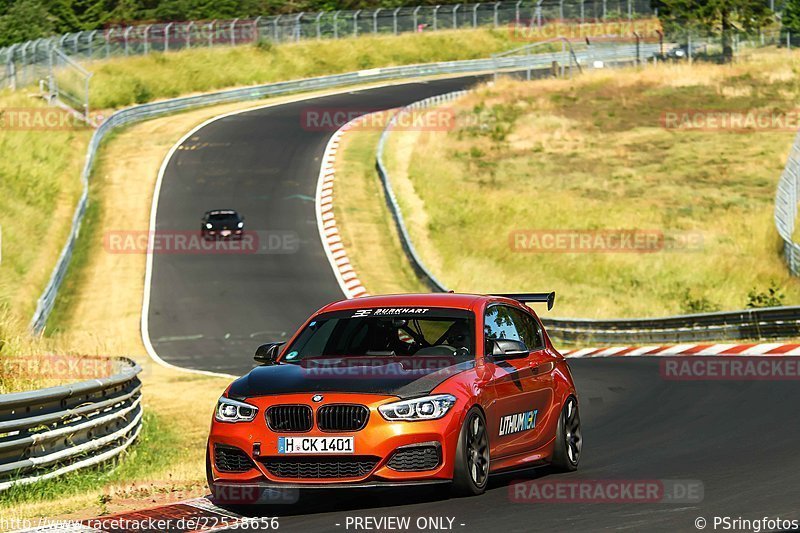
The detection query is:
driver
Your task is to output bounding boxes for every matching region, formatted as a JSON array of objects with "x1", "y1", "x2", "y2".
[{"x1": 444, "y1": 321, "x2": 472, "y2": 352}]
